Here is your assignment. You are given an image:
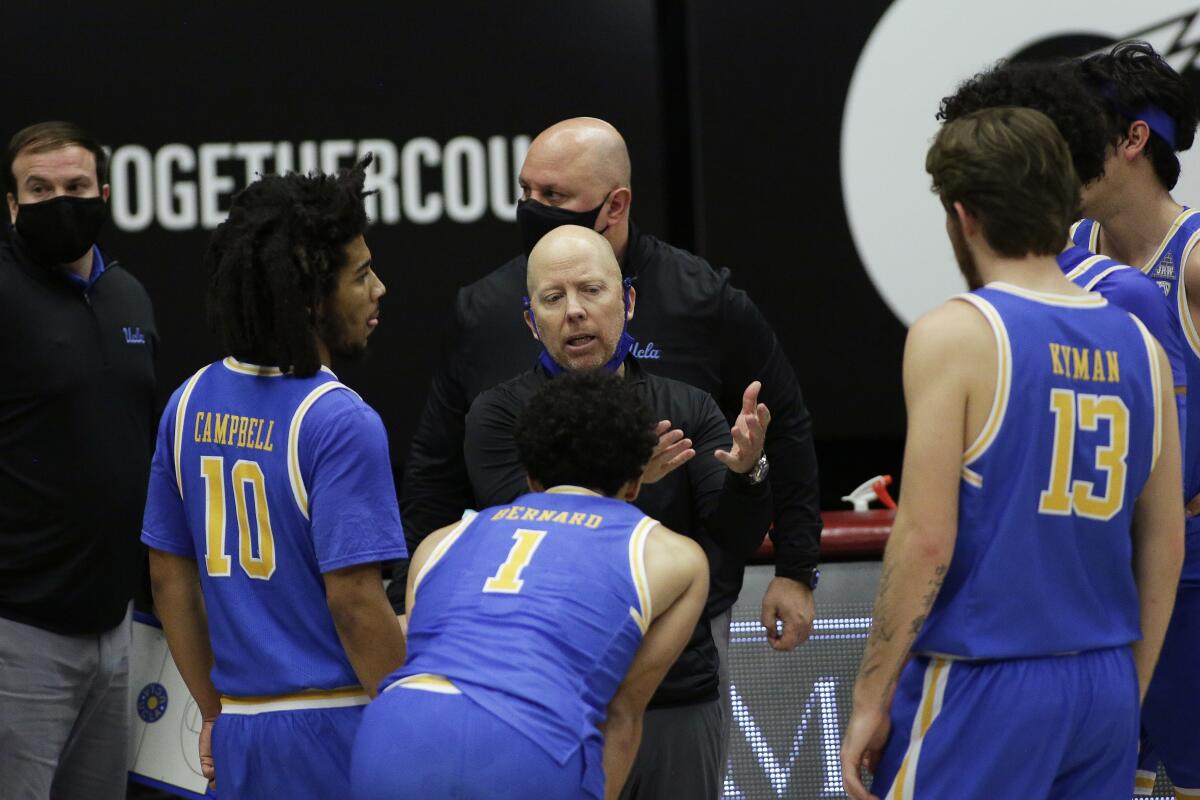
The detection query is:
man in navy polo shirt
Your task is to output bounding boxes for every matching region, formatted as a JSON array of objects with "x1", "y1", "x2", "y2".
[{"x1": 0, "y1": 121, "x2": 157, "y2": 799}]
